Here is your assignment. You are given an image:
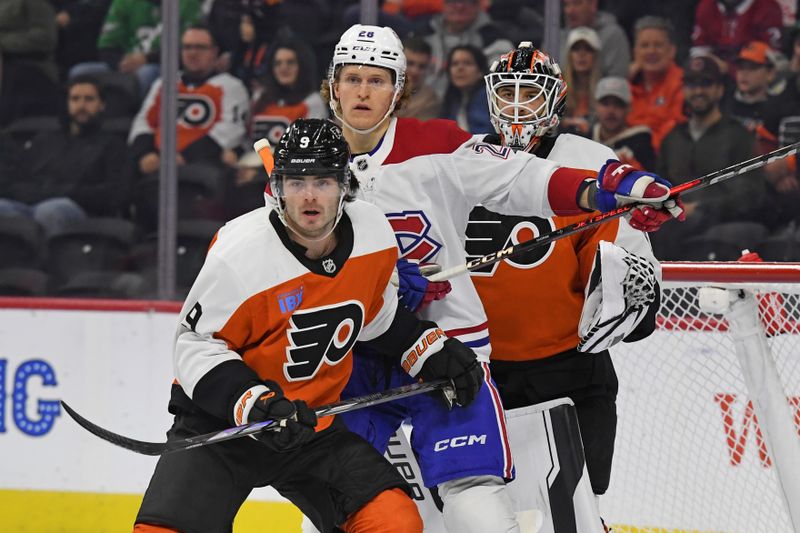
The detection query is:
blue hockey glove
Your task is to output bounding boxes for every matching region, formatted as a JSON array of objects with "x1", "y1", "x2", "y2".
[{"x1": 396, "y1": 259, "x2": 451, "y2": 312}]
